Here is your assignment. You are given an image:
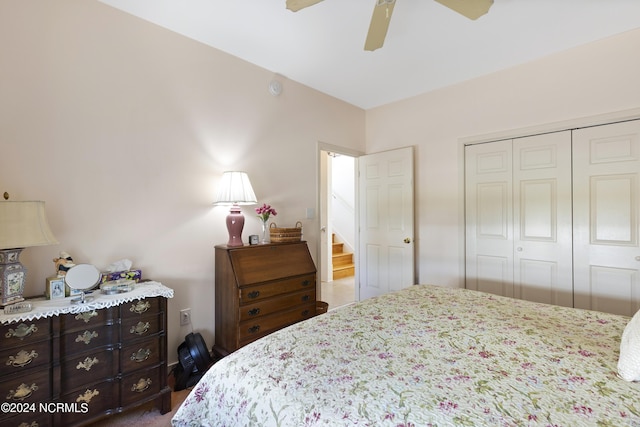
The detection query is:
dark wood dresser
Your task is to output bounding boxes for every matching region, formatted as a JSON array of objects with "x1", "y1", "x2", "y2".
[
  {"x1": 214, "y1": 241, "x2": 317, "y2": 357},
  {"x1": 0, "y1": 290, "x2": 171, "y2": 427}
]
